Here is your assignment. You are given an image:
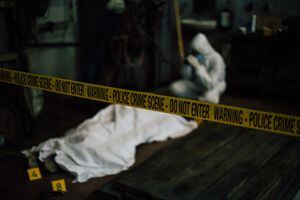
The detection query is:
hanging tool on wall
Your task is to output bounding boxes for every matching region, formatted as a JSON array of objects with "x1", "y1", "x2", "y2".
[
  {"x1": 173, "y1": 0, "x2": 185, "y2": 62},
  {"x1": 110, "y1": 0, "x2": 166, "y2": 89},
  {"x1": 111, "y1": 0, "x2": 166, "y2": 68}
]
